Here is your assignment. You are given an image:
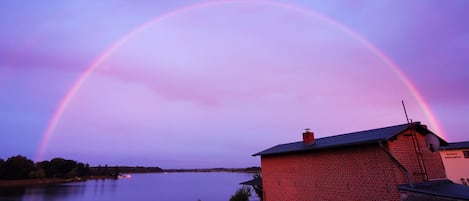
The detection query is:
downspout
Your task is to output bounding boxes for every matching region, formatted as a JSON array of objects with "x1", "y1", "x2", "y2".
[{"x1": 379, "y1": 141, "x2": 413, "y2": 188}]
